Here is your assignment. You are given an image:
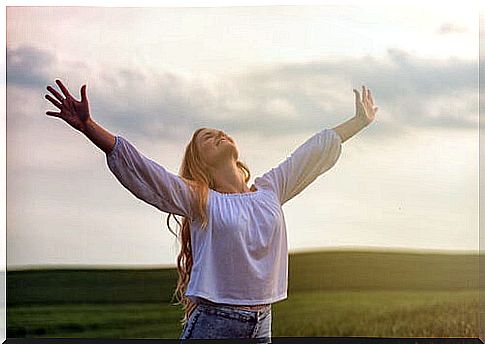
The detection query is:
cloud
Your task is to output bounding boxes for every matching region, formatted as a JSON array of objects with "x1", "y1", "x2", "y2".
[
  {"x1": 7, "y1": 44, "x2": 478, "y2": 144},
  {"x1": 7, "y1": 45, "x2": 54, "y2": 88},
  {"x1": 213, "y1": 47, "x2": 478, "y2": 134}
]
